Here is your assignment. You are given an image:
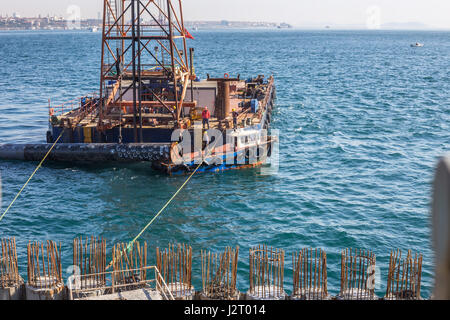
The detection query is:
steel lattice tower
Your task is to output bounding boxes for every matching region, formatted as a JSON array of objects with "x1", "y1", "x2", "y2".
[{"x1": 99, "y1": 0, "x2": 192, "y2": 141}]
